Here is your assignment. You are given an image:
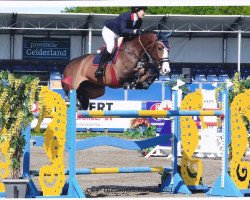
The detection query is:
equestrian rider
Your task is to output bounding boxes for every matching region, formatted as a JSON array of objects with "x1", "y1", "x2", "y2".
[{"x1": 95, "y1": 6, "x2": 147, "y2": 78}]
